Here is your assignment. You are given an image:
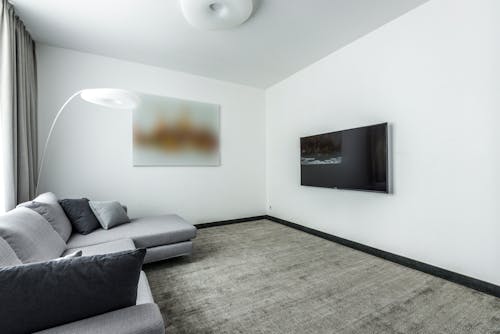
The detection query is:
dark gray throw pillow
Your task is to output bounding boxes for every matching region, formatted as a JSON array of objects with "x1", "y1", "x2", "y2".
[
  {"x1": 0, "y1": 249, "x2": 145, "y2": 334},
  {"x1": 59, "y1": 198, "x2": 101, "y2": 235}
]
